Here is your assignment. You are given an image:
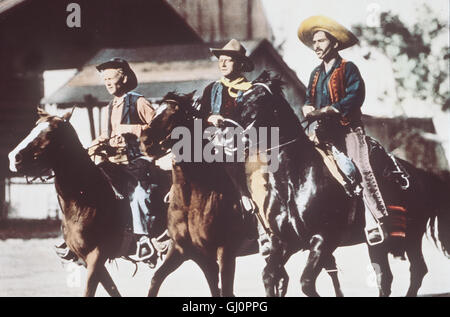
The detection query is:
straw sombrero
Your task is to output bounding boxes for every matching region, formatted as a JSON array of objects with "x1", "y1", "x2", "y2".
[
  {"x1": 210, "y1": 39, "x2": 254, "y2": 72},
  {"x1": 298, "y1": 16, "x2": 358, "y2": 51}
]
